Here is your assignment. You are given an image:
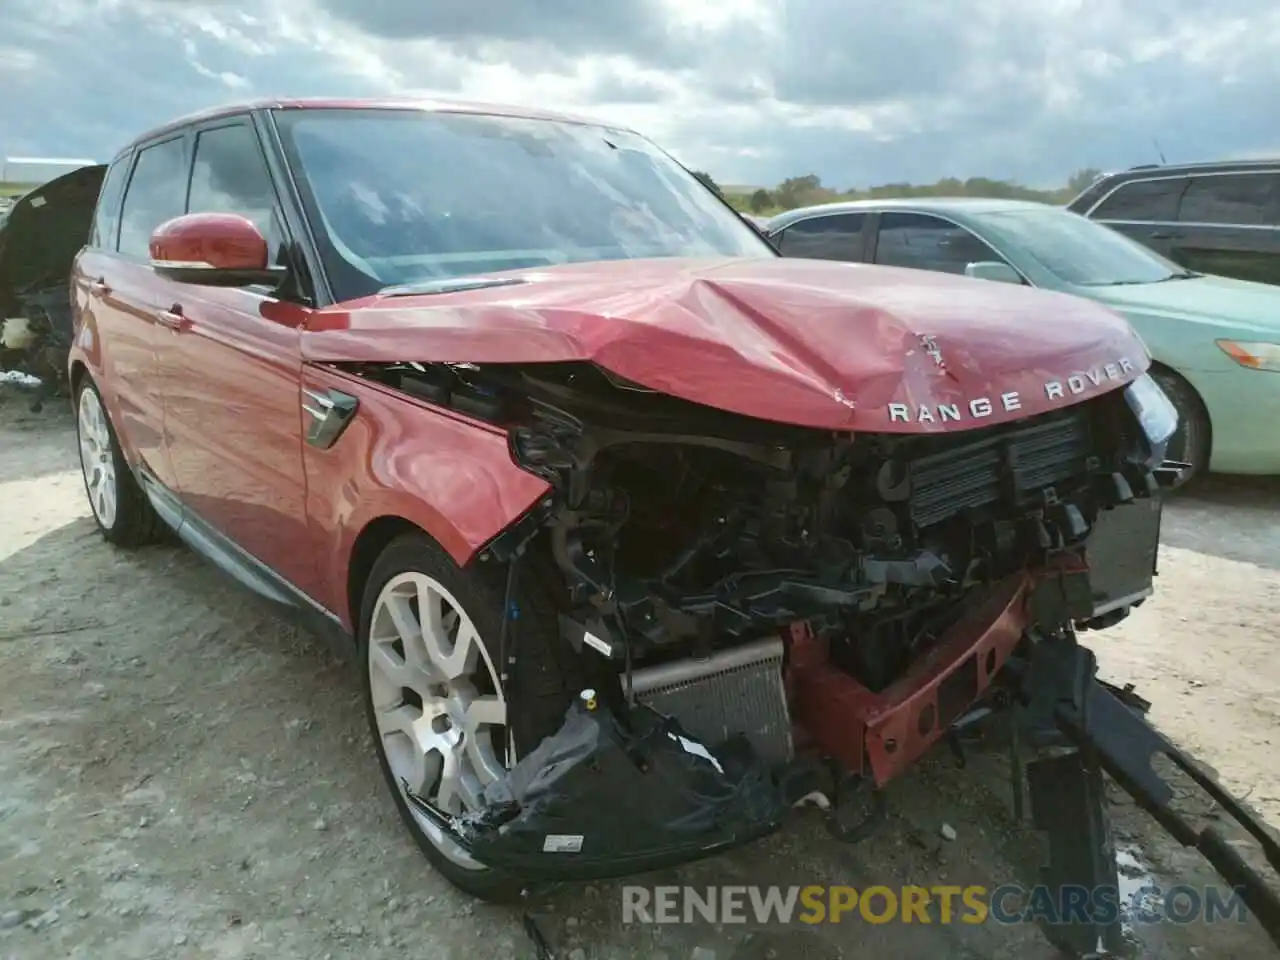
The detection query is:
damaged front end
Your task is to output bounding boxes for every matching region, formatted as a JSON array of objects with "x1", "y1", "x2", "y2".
[
  {"x1": 338, "y1": 358, "x2": 1184, "y2": 889},
  {"x1": 403, "y1": 690, "x2": 803, "y2": 881}
]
